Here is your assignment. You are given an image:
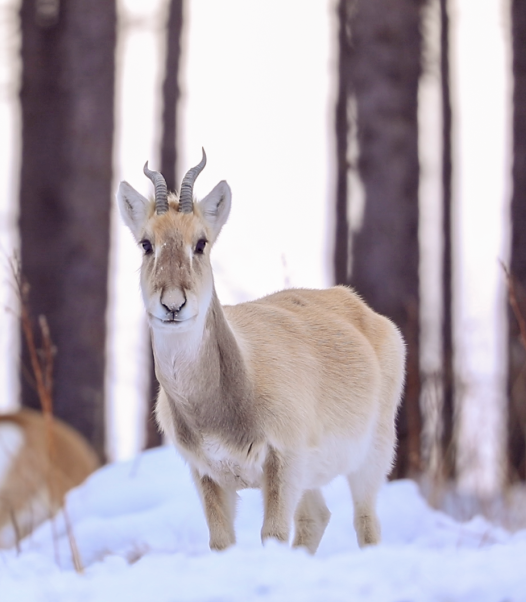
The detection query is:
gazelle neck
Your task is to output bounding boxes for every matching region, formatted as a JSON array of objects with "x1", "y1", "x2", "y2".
[
  {"x1": 151, "y1": 287, "x2": 260, "y2": 451},
  {"x1": 150, "y1": 288, "x2": 244, "y2": 399}
]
